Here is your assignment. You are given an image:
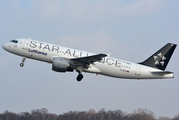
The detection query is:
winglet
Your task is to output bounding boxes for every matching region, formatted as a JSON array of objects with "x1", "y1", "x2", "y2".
[{"x1": 107, "y1": 53, "x2": 112, "y2": 57}]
